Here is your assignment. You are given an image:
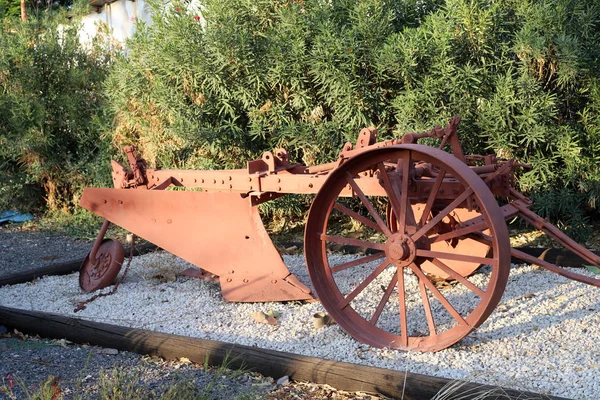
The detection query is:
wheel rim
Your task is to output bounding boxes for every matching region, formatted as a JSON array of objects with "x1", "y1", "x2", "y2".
[
  {"x1": 79, "y1": 238, "x2": 125, "y2": 292},
  {"x1": 304, "y1": 144, "x2": 510, "y2": 351}
]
